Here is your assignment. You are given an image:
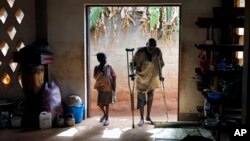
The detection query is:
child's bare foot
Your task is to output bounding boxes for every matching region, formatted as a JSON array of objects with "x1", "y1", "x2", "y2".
[{"x1": 99, "y1": 115, "x2": 106, "y2": 123}]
